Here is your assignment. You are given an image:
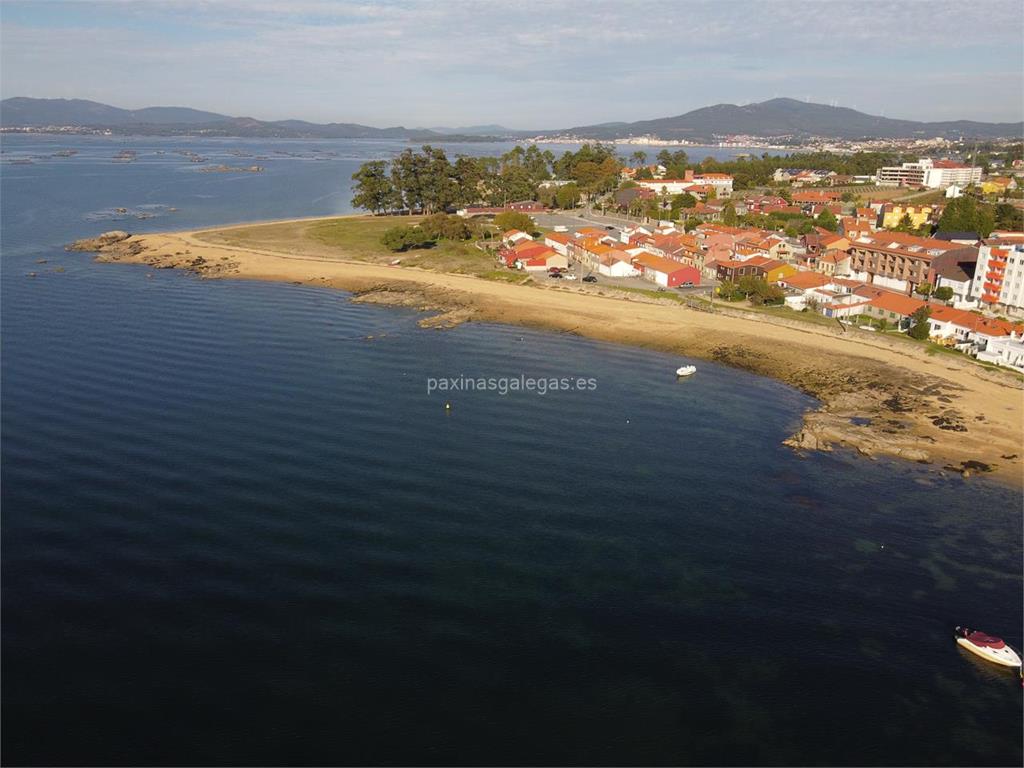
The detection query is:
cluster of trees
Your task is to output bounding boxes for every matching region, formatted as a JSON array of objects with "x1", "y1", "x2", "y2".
[
  {"x1": 351, "y1": 143, "x2": 623, "y2": 215},
  {"x1": 718, "y1": 276, "x2": 785, "y2": 305},
  {"x1": 381, "y1": 213, "x2": 475, "y2": 252},
  {"x1": 537, "y1": 182, "x2": 581, "y2": 211},
  {"x1": 493, "y1": 211, "x2": 536, "y2": 233},
  {"x1": 381, "y1": 226, "x2": 438, "y2": 252},
  {"x1": 628, "y1": 149, "x2": 691, "y2": 179},
  {"x1": 816, "y1": 208, "x2": 838, "y2": 232},
  {"x1": 552, "y1": 143, "x2": 621, "y2": 194},
  {"x1": 937, "y1": 196, "x2": 996, "y2": 237},
  {"x1": 992, "y1": 203, "x2": 1022, "y2": 232},
  {"x1": 738, "y1": 209, "x2": 816, "y2": 237}
]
